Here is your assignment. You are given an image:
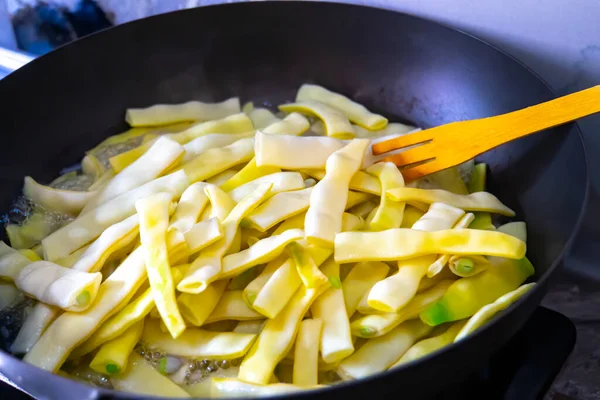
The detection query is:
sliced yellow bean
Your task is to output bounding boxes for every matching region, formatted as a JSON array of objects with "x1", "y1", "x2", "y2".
[
  {"x1": 248, "y1": 107, "x2": 280, "y2": 129},
  {"x1": 23, "y1": 176, "x2": 97, "y2": 216},
  {"x1": 227, "y1": 172, "x2": 305, "y2": 203},
  {"x1": 182, "y1": 137, "x2": 255, "y2": 183},
  {"x1": 338, "y1": 320, "x2": 432, "y2": 379},
  {"x1": 182, "y1": 132, "x2": 255, "y2": 163},
  {"x1": 204, "y1": 184, "x2": 237, "y2": 222},
  {"x1": 279, "y1": 100, "x2": 354, "y2": 139},
  {"x1": 113, "y1": 354, "x2": 190, "y2": 398},
  {"x1": 0, "y1": 282, "x2": 23, "y2": 310},
  {"x1": 244, "y1": 255, "x2": 289, "y2": 305},
  {"x1": 42, "y1": 170, "x2": 189, "y2": 261},
  {"x1": 206, "y1": 169, "x2": 239, "y2": 186},
  {"x1": 427, "y1": 213, "x2": 475, "y2": 278},
  {"x1": 24, "y1": 247, "x2": 148, "y2": 372},
  {"x1": 184, "y1": 217, "x2": 223, "y2": 254},
  {"x1": 84, "y1": 136, "x2": 184, "y2": 212},
  {"x1": 305, "y1": 139, "x2": 370, "y2": 247},
  {"x1": 448, "y1": 255, "x2": 489, "y2": 277},
  {"x1": 71, "y1": 214, "x2": 139, "y2": 274},
  {"x1": 255, "y1": 131, "x2": 345, "y2": 170},
  {"x1": 142, "y1": 319, "x2": 256, "y2": 359},
  {"x1": 126, "y1": 98, "x2": 241, "y2": 126},
  {"x1": 454, "y1": 283, "x2": 535, "y2": 342},
  {"x1": 342, "y1": 261, "x2": 390, "y2": 316},
  {"x1": 220, "y1": 158, "x2": 281, "y2": 192},
  {"x1": 392, "y1": 320, "x2": 467, "y2": 367},
  {"x1": 311, "y1": 259, "x2": 354, "y2": 363},
  {"x1": 285, "y1": 241, "x2": 328, "y2": 288},
  {"x1": 170, "y1": 182, "x2": 209, "y2": 234},
  {"x1": 0, "y1": 241, "x2": 33, "y2": 280},
  {"x1": 262, "y1": 112, "x2": 310, "y2": 136},
  {"x1": 352, "y1": 122, "x2": 416, "y2": 138},
  {"x1": 351, "y1": 280, "x2": 454, "y2": 337},
  {"x1": 11, "y1": 303, "x2": 57, "y2": 354},
  {"x1": 348, "y1": 200, "x2": 378, "y2": 220},
  {"x1": 221, "y1": 229, "x2": 305, "y2": 279},
  {"x1": 366, "y1": 162, "x2": 405, "y2": 231},
  {"x1": 272, "y1": 212, "x2": 306, "y2": 235},
  {"x1": 497, "y1": 221, "x2": 527, "y2": 242},
  {"x1": 136, "y1": 193, "x2": 185, "y2": 339},
  {"x1": 365, "y1": 203, "x2": 463, "y2": 312},
  {"x1": 293, "y1": 318, "x2": 323, "y2": 387},
  {"x1": 178, "y1": 280, "x2": 228, "y2": 327},
  {"x1": 335, "y1": 228, "x2": 526, "y2": 263},
  {"x1": 178, "y1": 184, "x2": 272, "y2": 294},
  {"x1": 238, "y1": 280, "x2": 329, "y2": 384},
  {"x1": 400, "y1": 205, "x2": 425, "y2": 228},
  {"x1": 345, "y1": 191, "x2": 374, "y2": 210},
  {"x1": 205, "y1": 290, "x2": 264, "y2": 323},
  {"x1": 15, "y1": 261, "x2": 102, "y2": 312},
  {"x1": 296, "y1": 84, "x2": 387, "y2": 130},
  {"x1": 304, "y1": 169, "x2": 381, "y2": 196},
  {"x1": 246, "y1": 188, "x2": 312, "y2": 232},
  {"x1": 387, "y1": 188, "x2": 515, "y2": 216},
  {"x1": 211, "y1": 378, "x2": 322, "y2": 397},
  {"x1": 233, "y1": 320, "x2": 266, "y2": 335},
  {"x1": 89, "y1": 319, "x2": 144, "y2": 375}
]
